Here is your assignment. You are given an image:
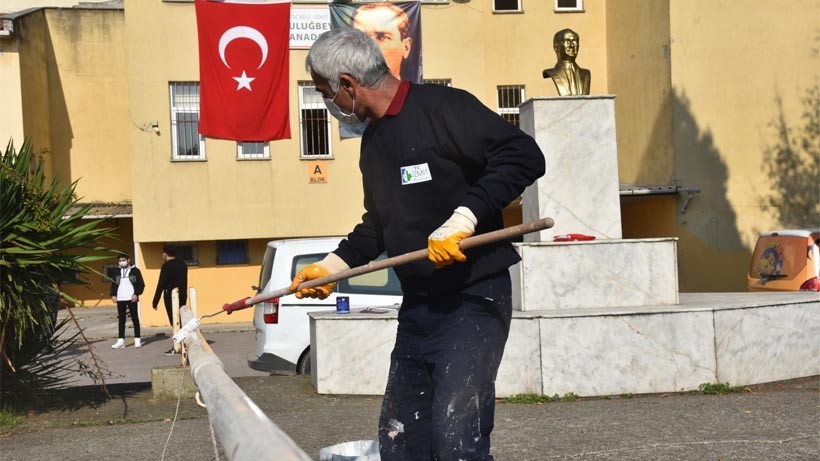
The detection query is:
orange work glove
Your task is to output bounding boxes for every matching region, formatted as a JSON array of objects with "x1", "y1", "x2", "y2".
[
  {"x1": 428, "y1": 207, "x2": 477, "y2": 269},
  {"x1": 289, "y1": 253, "x2": 350, "y2": 299}
]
